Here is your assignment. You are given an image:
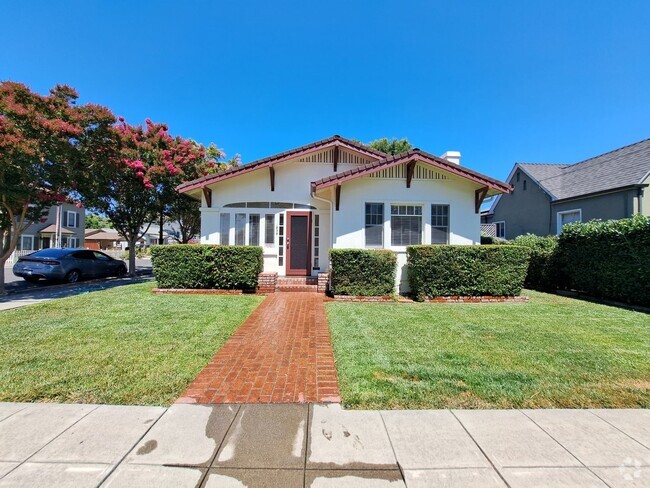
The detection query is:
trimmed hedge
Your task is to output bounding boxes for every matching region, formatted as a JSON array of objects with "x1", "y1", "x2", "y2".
[
  {"x1": 556, "y1": 215, "x2": 650, "y2": 306},
  {"x1": 151, "y1": 245, "x2": 263, "y2": 290},
  {"x1": 407, "y1": 245, "x2": 530, "y2": 300},
  {"x1": 330, "y1": 249, "x2": 397, "y2": 296},
  {"x1": 480, "y1": 235, "x2": 509, "y2": 245},
  {"x1": 511, "y1": 234, "x2": 558, "y2": 291}
]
